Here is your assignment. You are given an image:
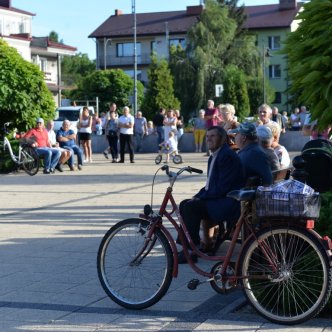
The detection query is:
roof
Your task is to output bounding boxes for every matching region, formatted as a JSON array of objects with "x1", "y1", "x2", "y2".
[
  {"x1": 244, "y1": 3, "x2": 302, "y2": 29},
  {"x1": 89, "y1": 7, "x2": 202, "y2": 39},
  {"x1": 30, "y1": 37, "x2": 77, "y2": 52},
  {"x1": 0, "y1": 5, "x2": 35, "y2": 16},
  {"x1": 89, "y1": 2, "x2": 303, "y2": 39},
  {"x1": 3, "y1": 33, "x2": 31, "y2": 41}
]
